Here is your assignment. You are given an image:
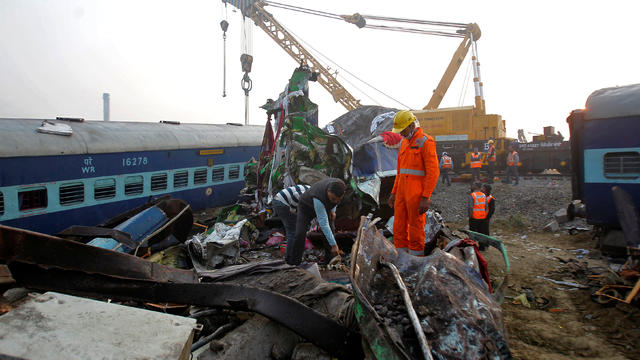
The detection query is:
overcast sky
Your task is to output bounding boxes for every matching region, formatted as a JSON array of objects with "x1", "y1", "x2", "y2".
[{"x1": 1, "y1": 0, "x2": 638, "y2": 139}]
